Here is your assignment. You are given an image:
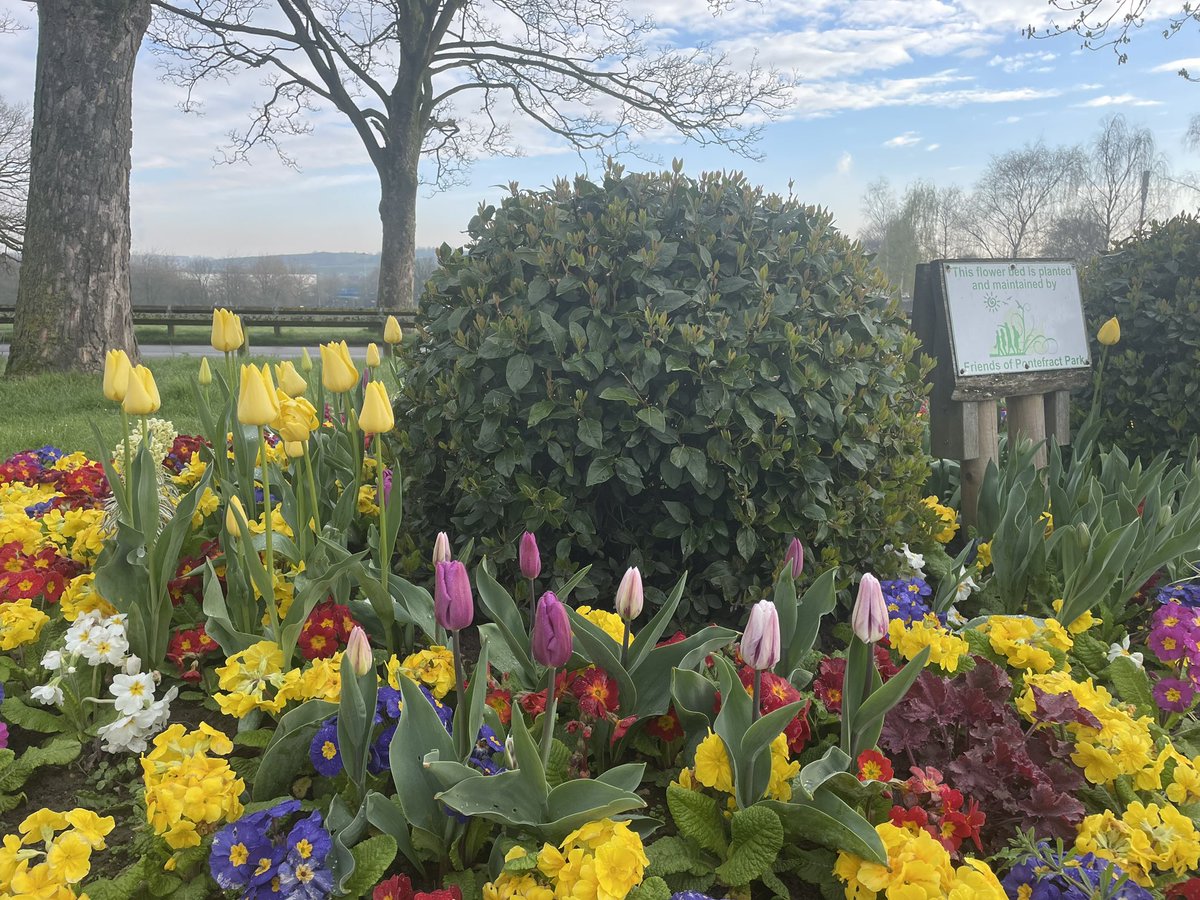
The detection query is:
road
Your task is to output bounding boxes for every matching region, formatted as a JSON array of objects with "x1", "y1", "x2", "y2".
[{"x1": 0, "y1": 344, "x2": 329, "y2": 359}]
